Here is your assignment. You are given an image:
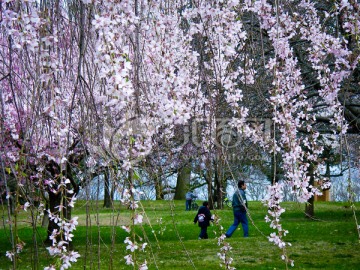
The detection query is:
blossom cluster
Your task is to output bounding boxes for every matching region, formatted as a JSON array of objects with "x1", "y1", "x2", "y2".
[
  {"x1": 5, "y1": 241, "x2": 25, "y2": 262},
  {"x1": 217, "y1": 234, "x2": 235, "y2": 270},
  {"x1": 45, "y1": 209, "x2": 80, "y2": 269},
  {"x1": 231, "y1": 0, "x2": 358, "y2": 266},
  {"x1": 338, "y1": 0, "x2": 360, "y2": 38},
  {"x1": 1, "y1": 0, "x2": 76, "y2": 167},
  {"x1": 120, "y1": 186, "x2": 148, "y2": 269}
]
